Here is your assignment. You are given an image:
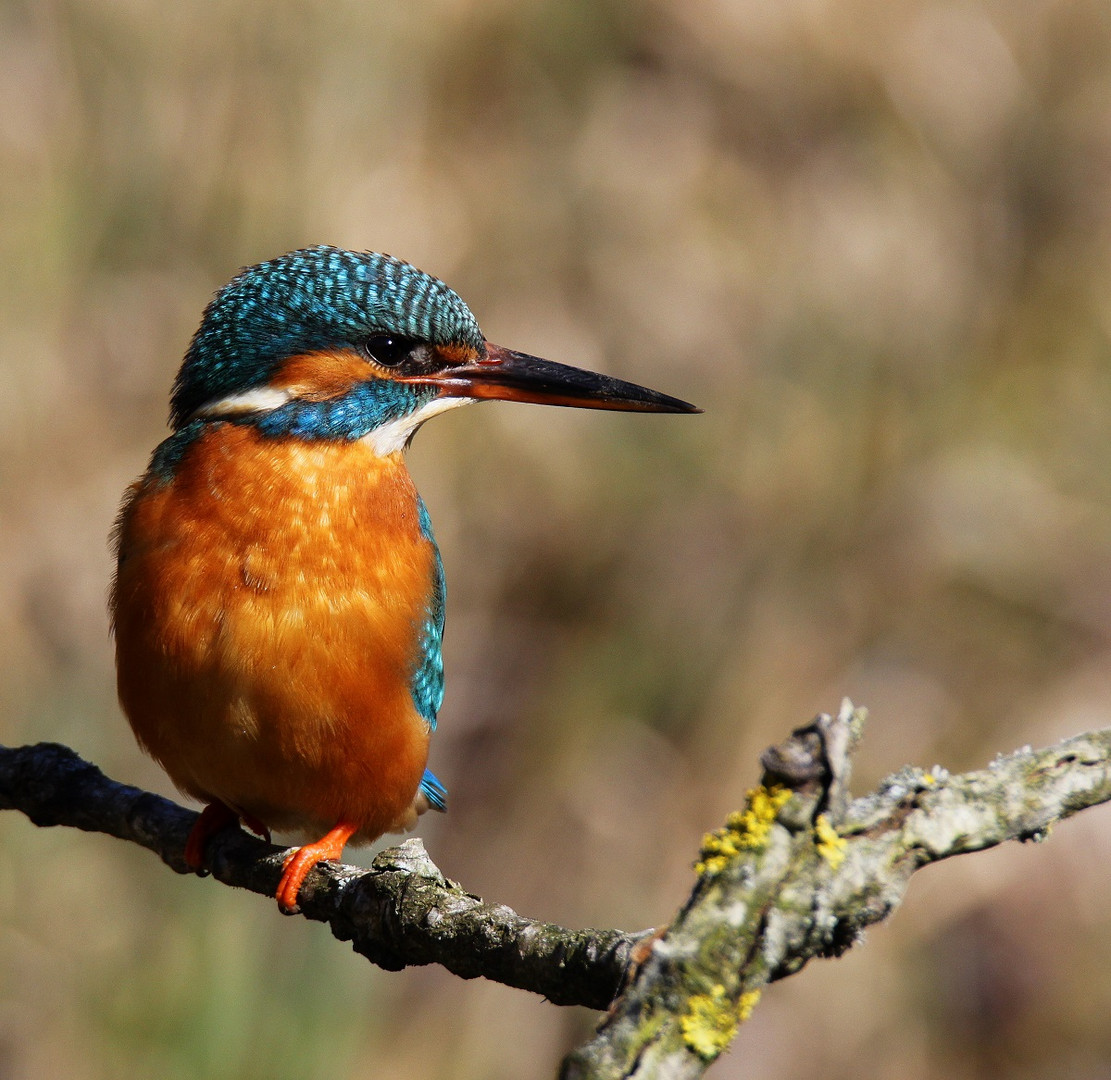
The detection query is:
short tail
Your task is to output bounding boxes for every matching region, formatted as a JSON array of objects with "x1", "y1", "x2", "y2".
[{"x1": 418, "y1": 769, "x2": 448, "y2": 813}]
